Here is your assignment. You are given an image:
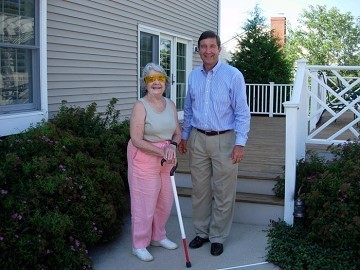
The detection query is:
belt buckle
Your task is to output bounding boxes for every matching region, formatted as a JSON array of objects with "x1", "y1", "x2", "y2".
[{"x1": 207, "y1": 130, "x2": 218, "y2": 135}]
